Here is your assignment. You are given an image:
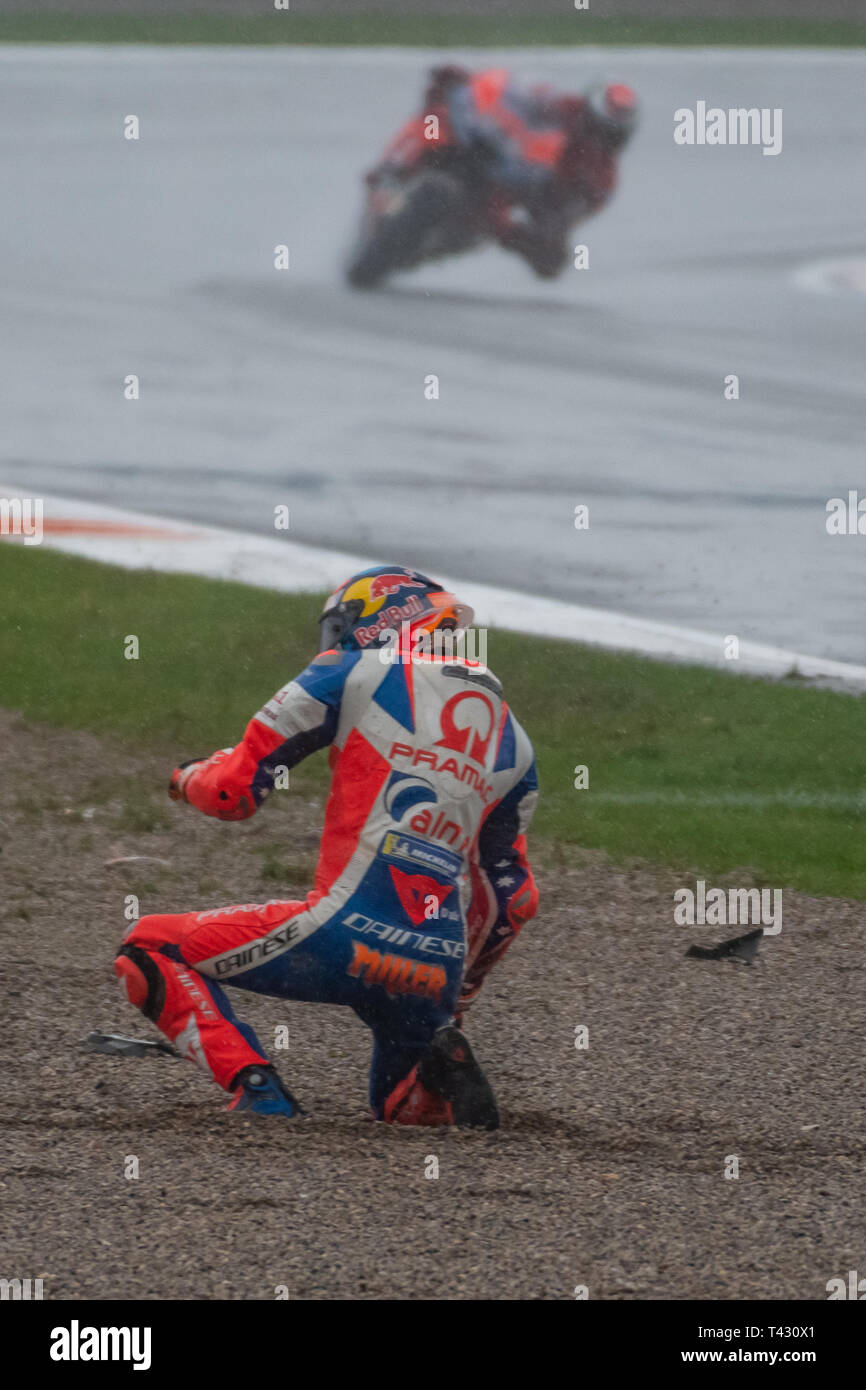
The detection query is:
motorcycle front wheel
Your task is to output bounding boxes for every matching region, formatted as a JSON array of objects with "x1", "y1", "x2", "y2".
[{"x1": 345, "y1": 172, "x2": 464, "y2": 289}]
